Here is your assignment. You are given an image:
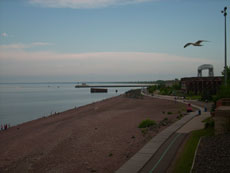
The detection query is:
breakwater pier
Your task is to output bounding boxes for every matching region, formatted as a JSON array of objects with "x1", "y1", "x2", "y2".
[{"x1": 75, "y1": 84, "x2": 153, "y2": 88}]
